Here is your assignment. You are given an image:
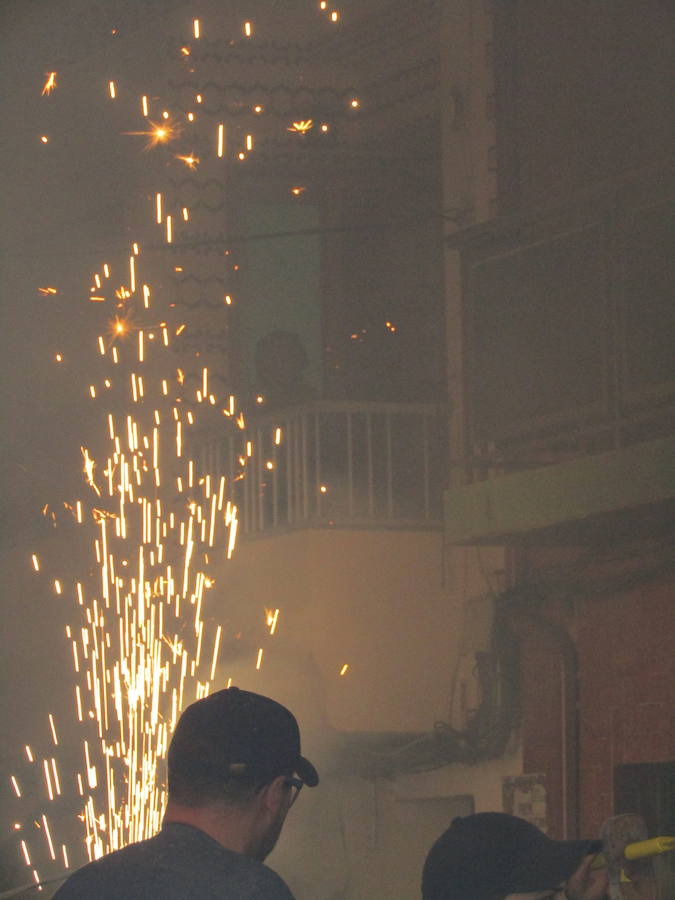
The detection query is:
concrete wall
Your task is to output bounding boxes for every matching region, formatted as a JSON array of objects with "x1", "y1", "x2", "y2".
[{"x1": 212, "y1": 527, "x2": 454, "y2": 733}]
